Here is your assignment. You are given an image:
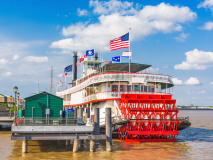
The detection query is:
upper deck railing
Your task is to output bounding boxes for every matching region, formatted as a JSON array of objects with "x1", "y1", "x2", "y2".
[
  {"x1": 63, "y1": 91, "x2": 172, "y2": 106},
  {"x1": 56, "y1": 72, "x2": 173, "y2": 96}
]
